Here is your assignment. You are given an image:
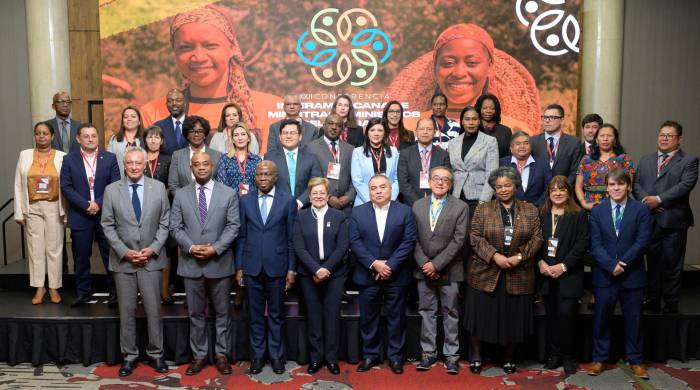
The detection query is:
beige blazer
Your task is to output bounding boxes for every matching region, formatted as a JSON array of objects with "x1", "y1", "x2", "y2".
[{"x1": 13, "y1": 148, "x2": 67, "y2": 221}]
